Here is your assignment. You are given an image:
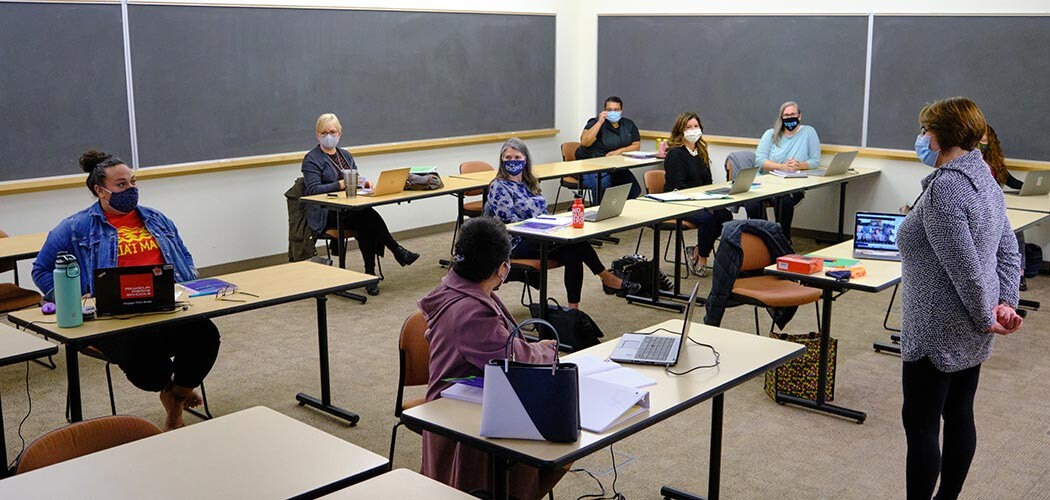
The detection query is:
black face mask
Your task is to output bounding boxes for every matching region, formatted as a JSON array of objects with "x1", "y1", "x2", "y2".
[{"x1": 782, "y1": 117, "x2": 800, "y2": 131}]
